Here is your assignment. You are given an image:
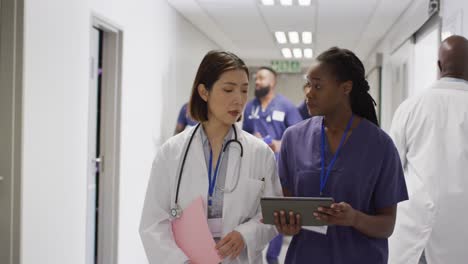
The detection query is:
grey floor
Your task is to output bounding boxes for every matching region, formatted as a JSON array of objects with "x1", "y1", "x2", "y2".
[{"x1": 261, "y1": 237, "x2": 427, "y2": 264}]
